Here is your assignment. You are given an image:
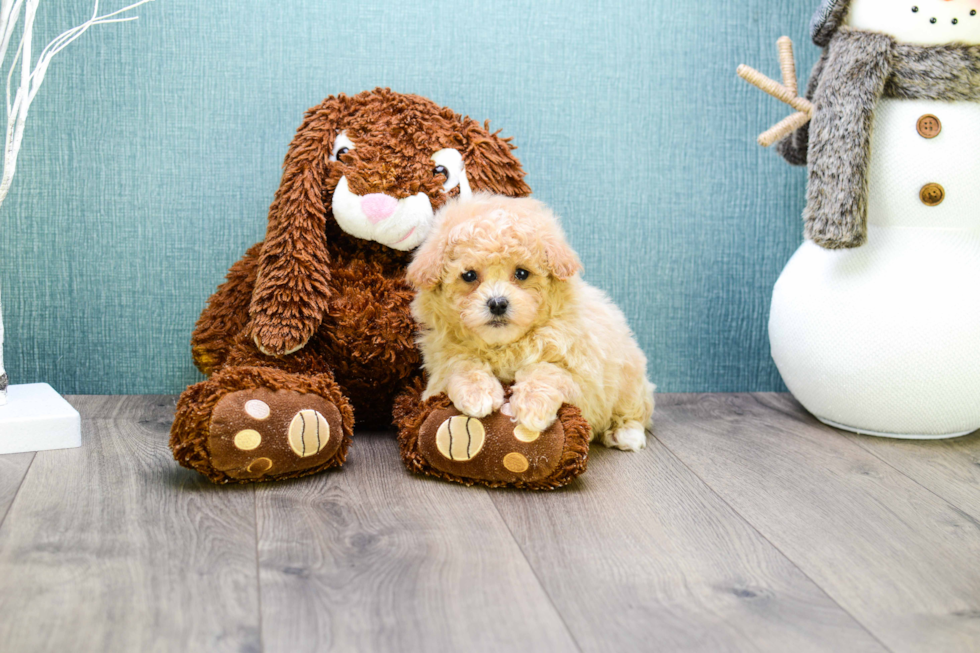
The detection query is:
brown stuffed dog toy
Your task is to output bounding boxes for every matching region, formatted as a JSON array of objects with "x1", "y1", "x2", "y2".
[{"x1": 170, "y1": 89, "x2": 589, "y2": 488}]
